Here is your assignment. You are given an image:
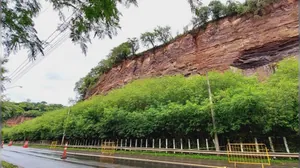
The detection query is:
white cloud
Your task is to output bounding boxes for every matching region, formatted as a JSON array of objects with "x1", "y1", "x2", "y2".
[{"x1": 4, "y1": 0, "x2": 223, "y2": 105}]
